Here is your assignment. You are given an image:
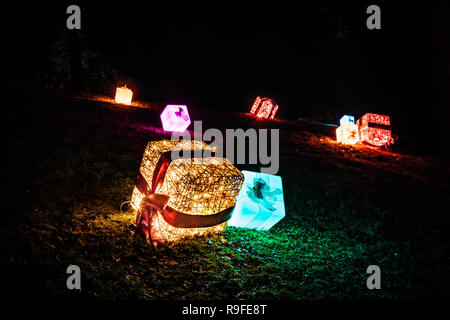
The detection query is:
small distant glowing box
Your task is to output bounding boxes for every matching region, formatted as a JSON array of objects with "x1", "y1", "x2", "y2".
[
  {"x1": 131, "y1": 140, "x2": 244, "y2": 247},
  {"x1": 114, "y1": 86, "x2": 133, "y2": 105},
  {"x1": 356, "y1": 113, "x2": 393, "y2": 147},
  {"x1": 339, "y1": 115, "x2": 355, "y2": 126},
  {"x1": 160, "y1": 105, "x2": 191, "y2": 132},
  {"x1": 250, "y1": 96, "x2": 279, "y2": 119},
  {"x1": 228, "y1": 170, "x2": 285, "y2": 231}
]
